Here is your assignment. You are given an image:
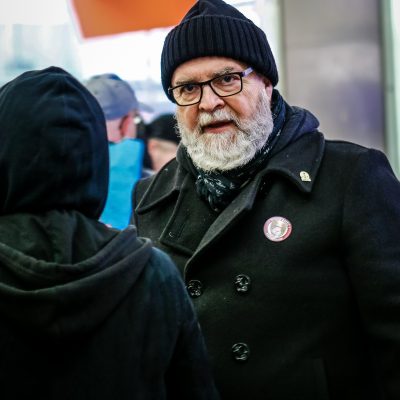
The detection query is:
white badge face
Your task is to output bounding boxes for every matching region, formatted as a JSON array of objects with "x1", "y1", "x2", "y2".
[
  {"x1": 263, "y1": 216, "x2": 292, "y2": 242},
  {"x1": 300, "y1": 171, "x2": 311, "y2": 182}
]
